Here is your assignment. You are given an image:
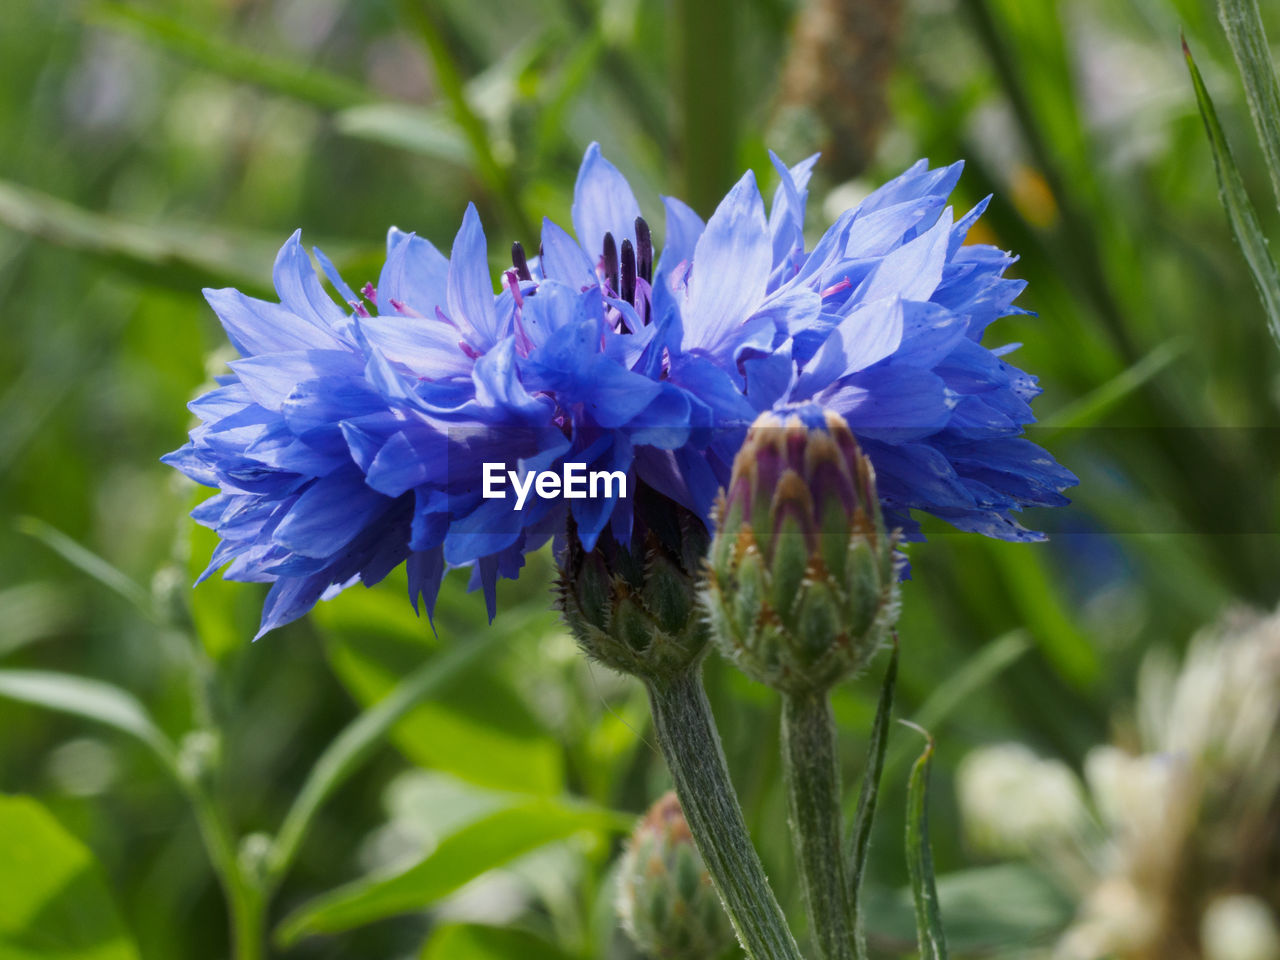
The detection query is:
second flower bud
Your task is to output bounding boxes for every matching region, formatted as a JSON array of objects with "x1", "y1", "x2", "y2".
[{"x1": 705, "y1": 406, "x2": 900, "y2": 696}]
